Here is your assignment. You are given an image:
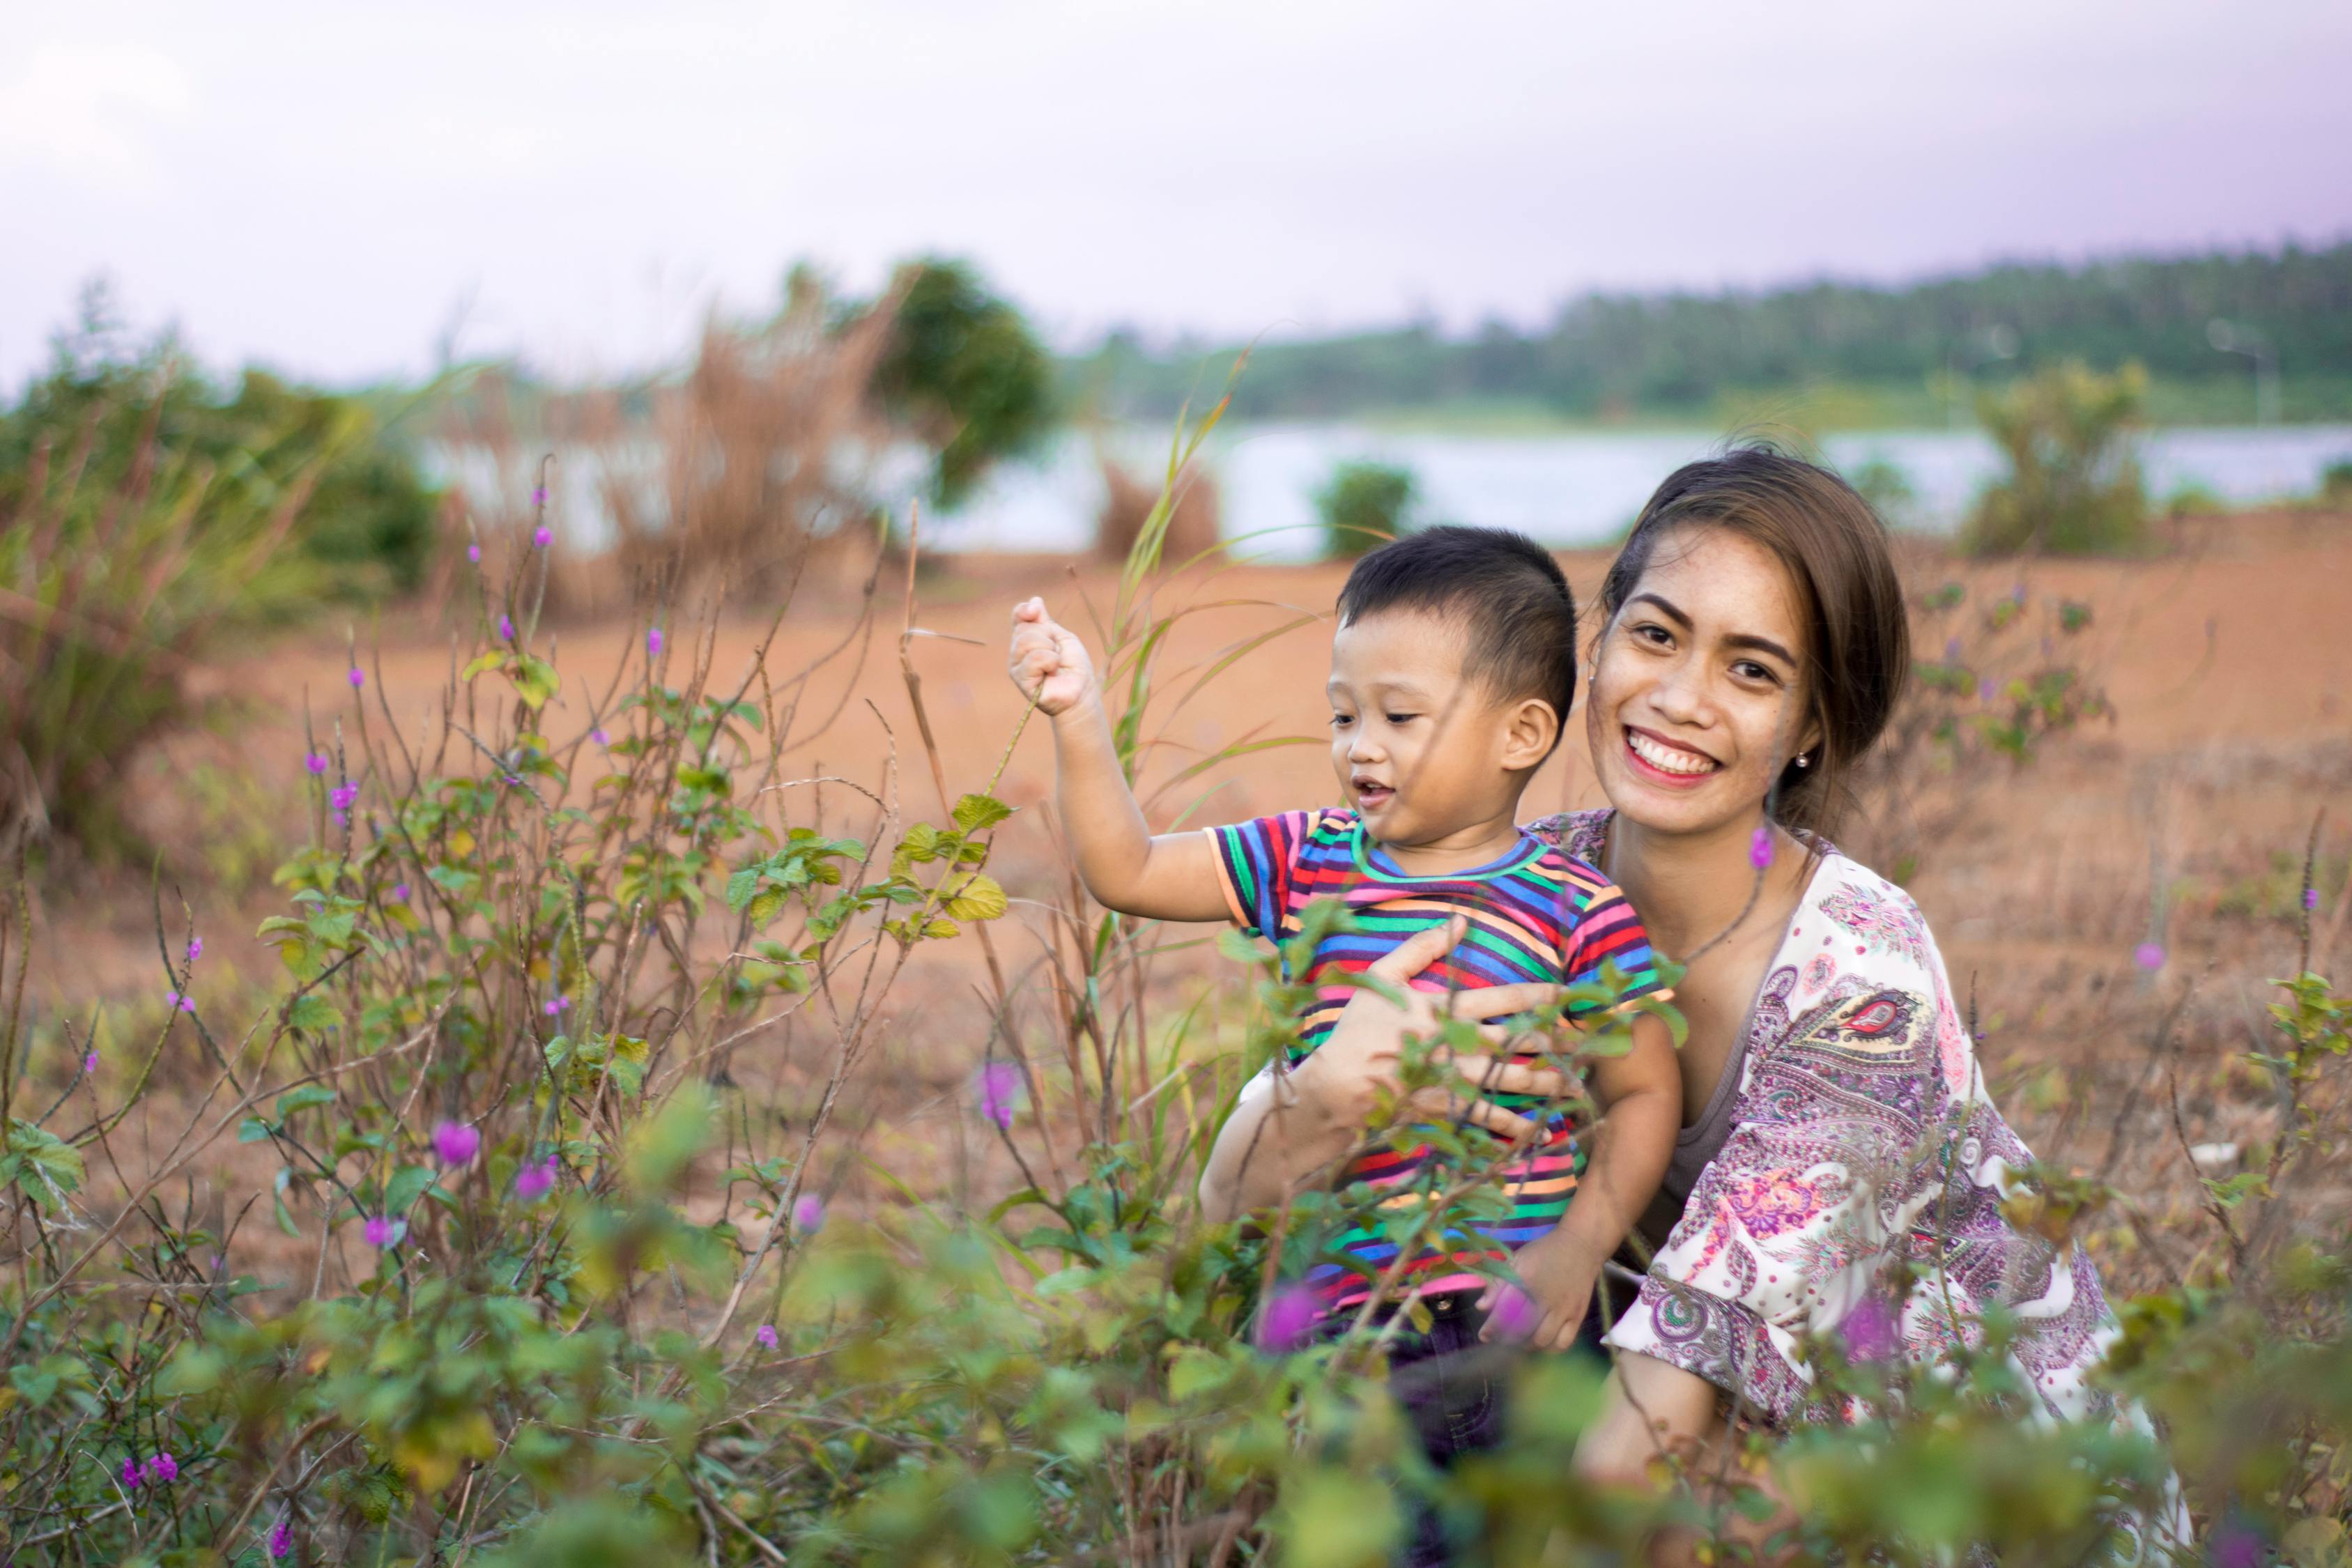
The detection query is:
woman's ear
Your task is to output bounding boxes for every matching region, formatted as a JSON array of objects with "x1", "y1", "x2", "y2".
[{"x1": 1502, "y1": 698, "x2": 1560, "y2": 771}]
